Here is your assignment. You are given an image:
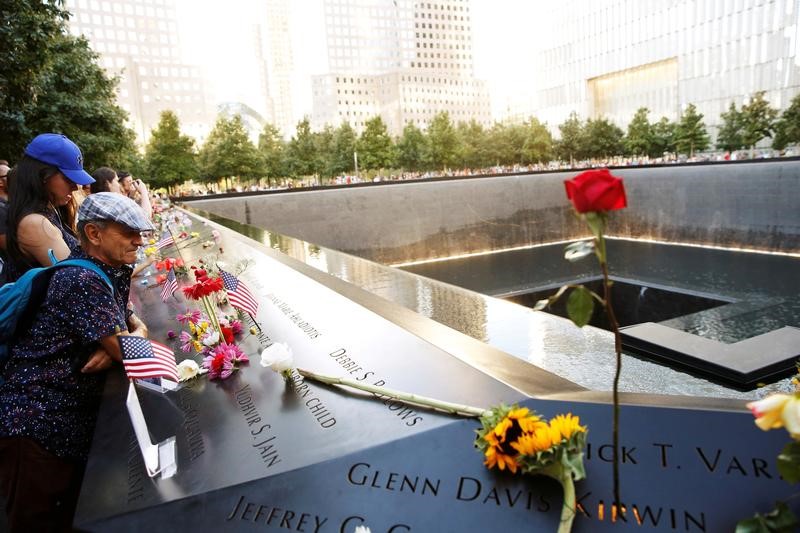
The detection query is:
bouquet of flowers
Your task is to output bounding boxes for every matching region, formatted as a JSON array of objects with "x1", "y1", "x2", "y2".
[{"x1": 476, "y1": 405, "x2": 587, "y2": 533}]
